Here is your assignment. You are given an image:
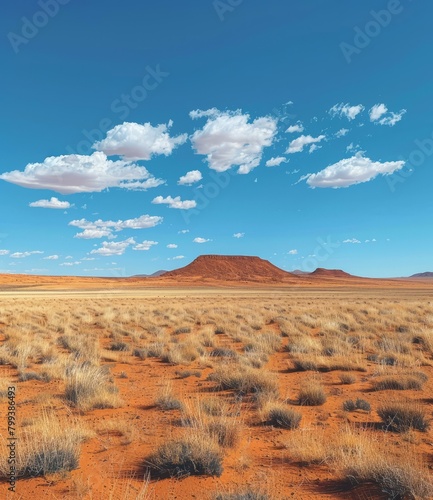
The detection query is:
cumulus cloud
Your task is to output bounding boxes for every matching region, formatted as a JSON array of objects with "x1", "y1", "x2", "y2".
[
  {"x1": 167, "y1": 243, "x2": 178, "y2": 248},
  {"x1": 329, "y1": 103, "x2": 364, "y2": 121},
  {"x1": 303, "y1": 153, "x2": 405, "y2": 188},
  {"x1": 190, "y1": 109, "x2": 277, "y2": 174},
  {"x1": 132, "y1": 240, "x2": 158, "y2": 251},
  {"x1": 266, "y1": 157, "x2": 288, "y2": 167},
  {"x1": 43, "y1": 255, "x2": 59, "y2": 260},
  {"x1": 29, "y1": 197, "x2": 72, "y2": 209},
  {"x1": 233, "y1": 232, "x2": 245, "y2": 238},
  {"x1": 178, "y1": 170, "x2": 202, "y2": 185},
  {"x1": 70, "y1": 214, "x2": 162, "y2": 239},
  {"x1": 10, "y1": 251, "x2": 43, "y2": 259},
  {"x1": 286, "y1": 123, "x2": 304, "y2": 133},
  {"x1": 93, "y1": 121, "x2": 187, "y2": 161},
  {"x1": 343, "y1": 238, "x2": 361, "y2": 244},
  {"x1": 193, "y1": 237, "x2": 210, "y2": 243},
  {"x1": 152, "y1": 195, "x2": 197, "y2": 210},
  {"x1": 369, "y1": 104, "x2": 406, "y2": 126},
  {"x1": 335, "y1": 128, "x2": 349, "y2": 138},
  {"x1": 91, "y1": 238, "x2": 136, "y2": 256},
  {"x1": 0, "y1": 250, "x2": 10, "y2": 256},
  {"x1": 0, "y1": 152, "x2": 164, "y2": 194},
  {"x1": 286, "y1": 135, "x2": 325, "y2": 154},
  {"x1": 178, "y1": 229, "x2": 189, "y2": 234},
  {"x1": 288, "y1": 249, "x2": 298, "y2": 254}
]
